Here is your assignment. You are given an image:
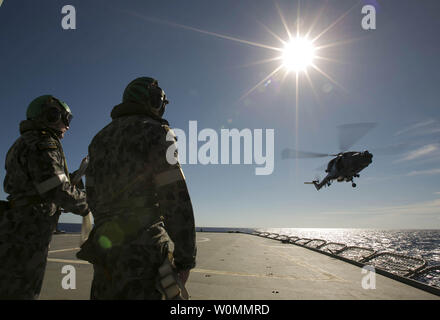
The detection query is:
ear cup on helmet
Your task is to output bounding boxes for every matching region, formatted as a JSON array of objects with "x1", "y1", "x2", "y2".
[
  {"x1": 45, "y1": 107, "x2": 62, "y2": 123},
  {"x1": 122, "y1": 77, "x2": 169, "y2": 118}
]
